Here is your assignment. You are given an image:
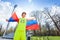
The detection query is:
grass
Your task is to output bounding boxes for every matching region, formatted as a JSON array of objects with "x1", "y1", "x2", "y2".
[{"x1": 30, "y1": 36, "x2": 60, "y2": 40}]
